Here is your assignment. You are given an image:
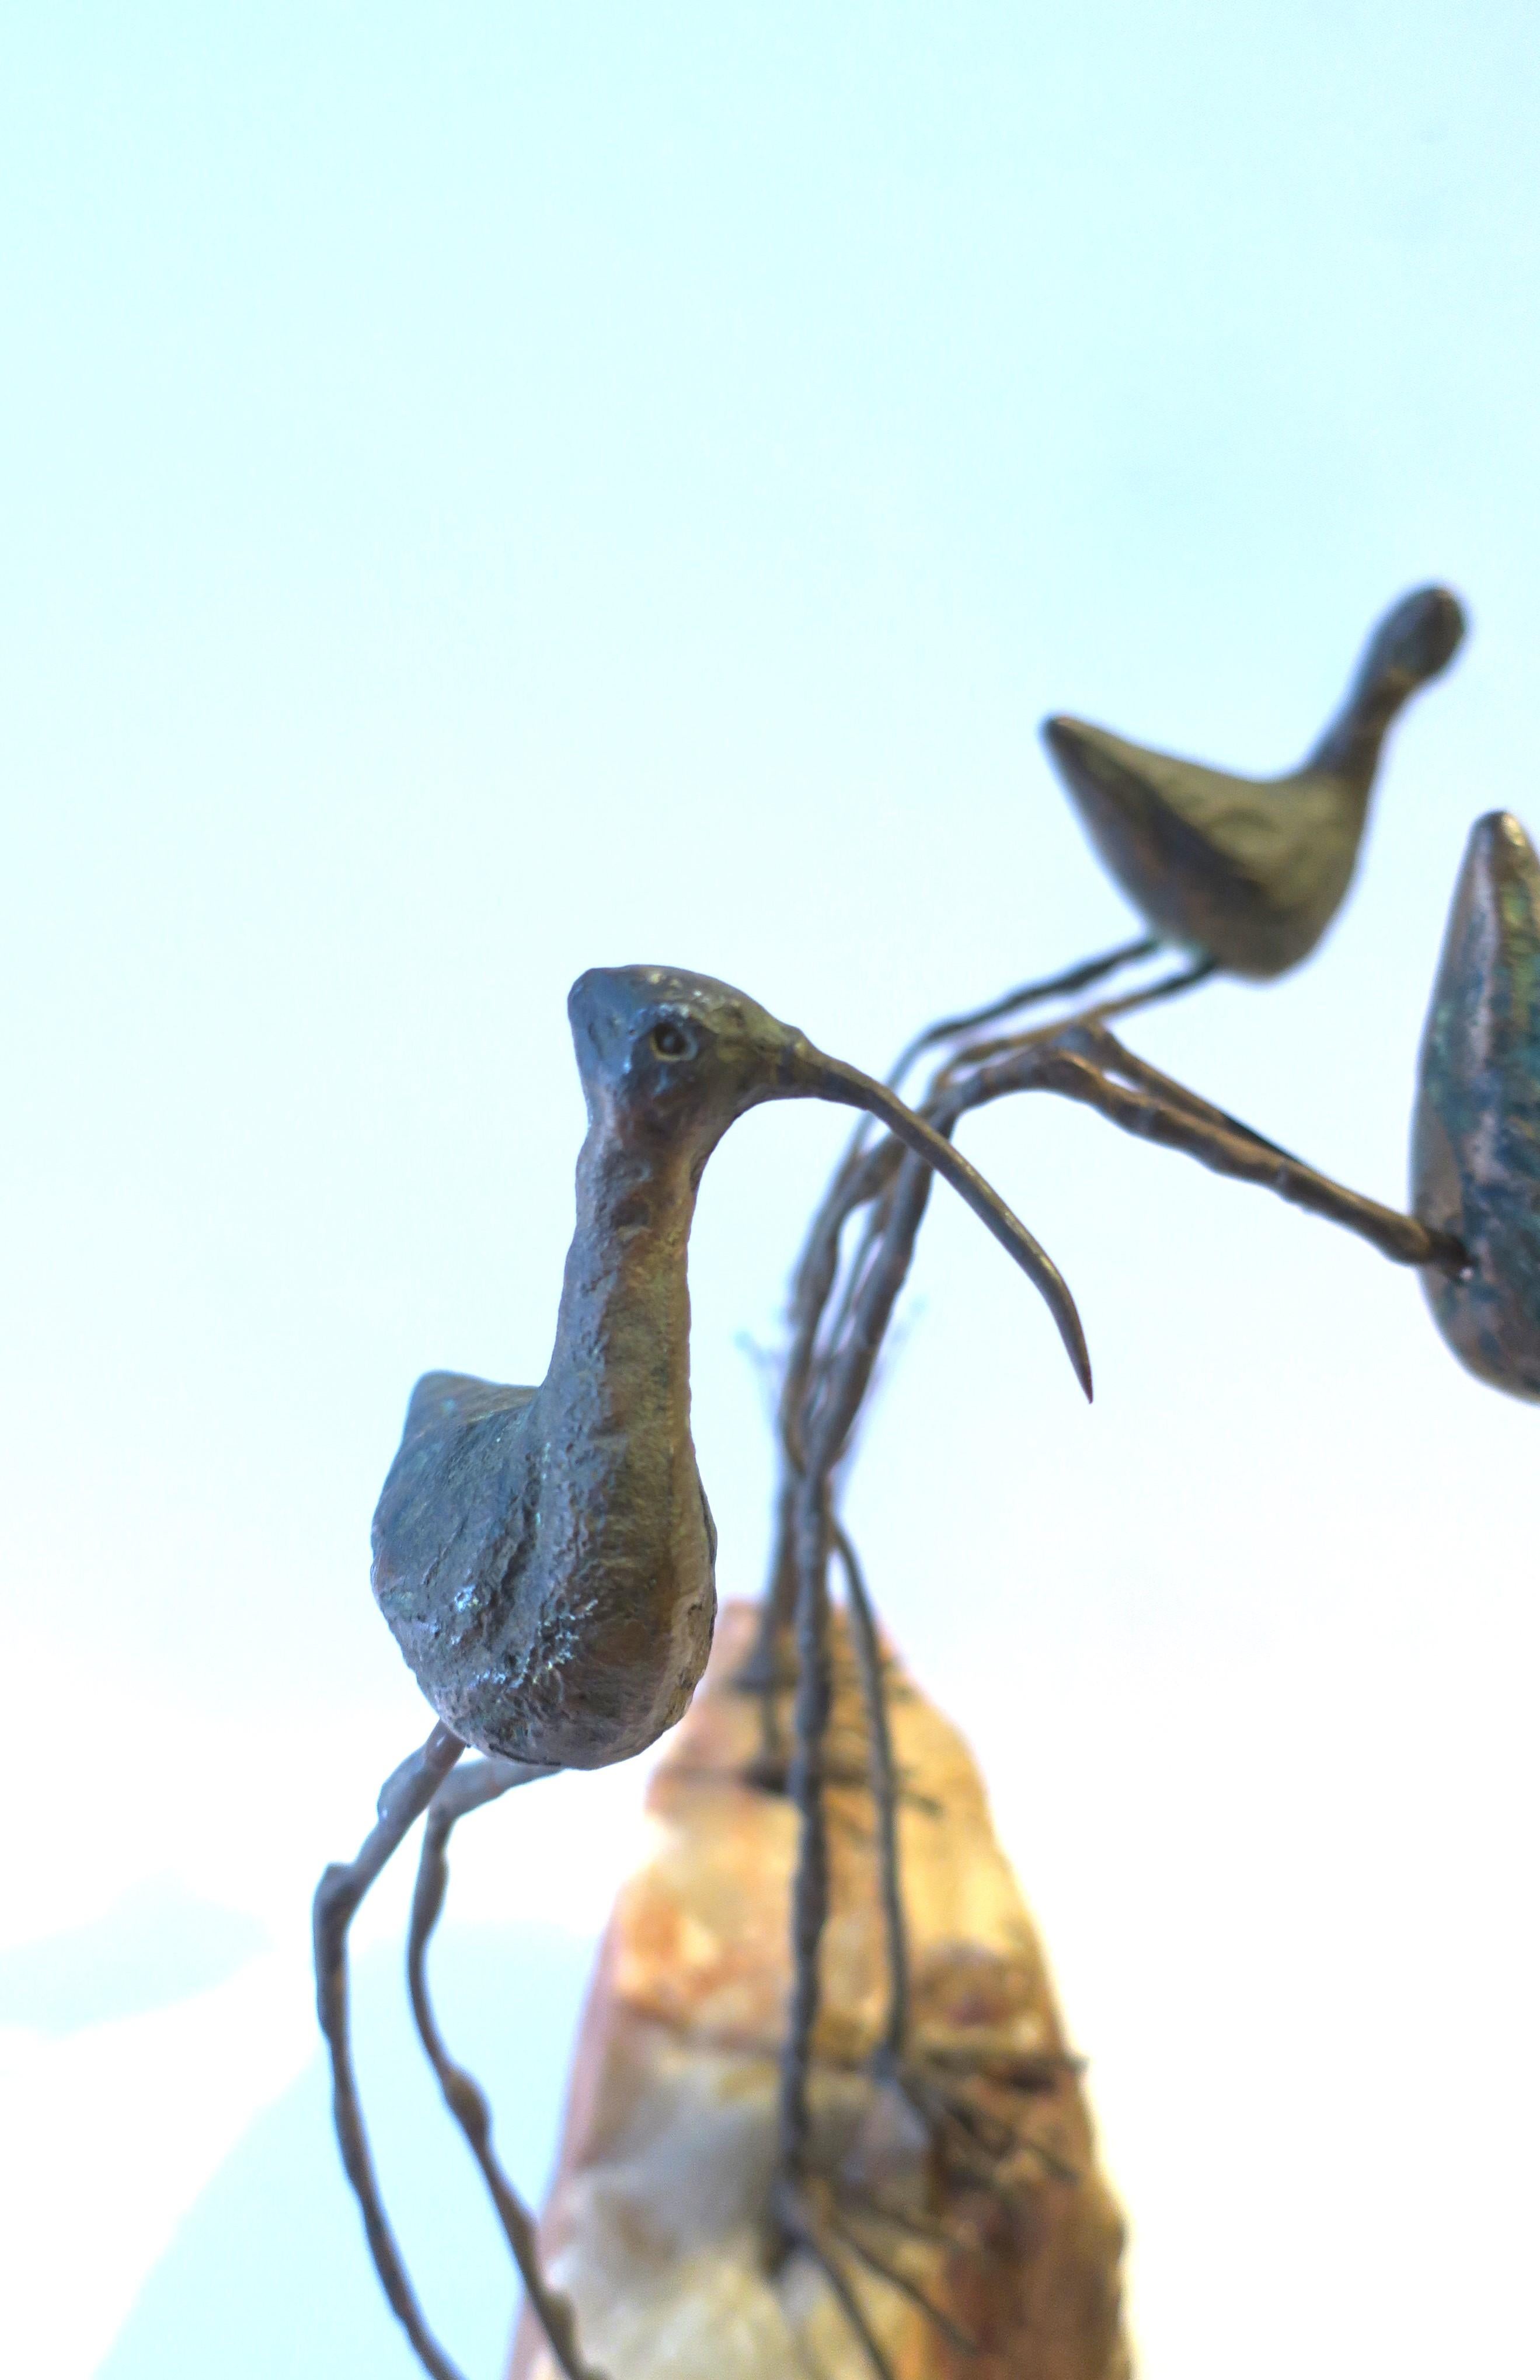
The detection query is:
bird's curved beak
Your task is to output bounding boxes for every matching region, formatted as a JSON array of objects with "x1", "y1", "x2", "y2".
[{"x1": 774, "y1": 1034, "x2": 1093, "y2": 1402}]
